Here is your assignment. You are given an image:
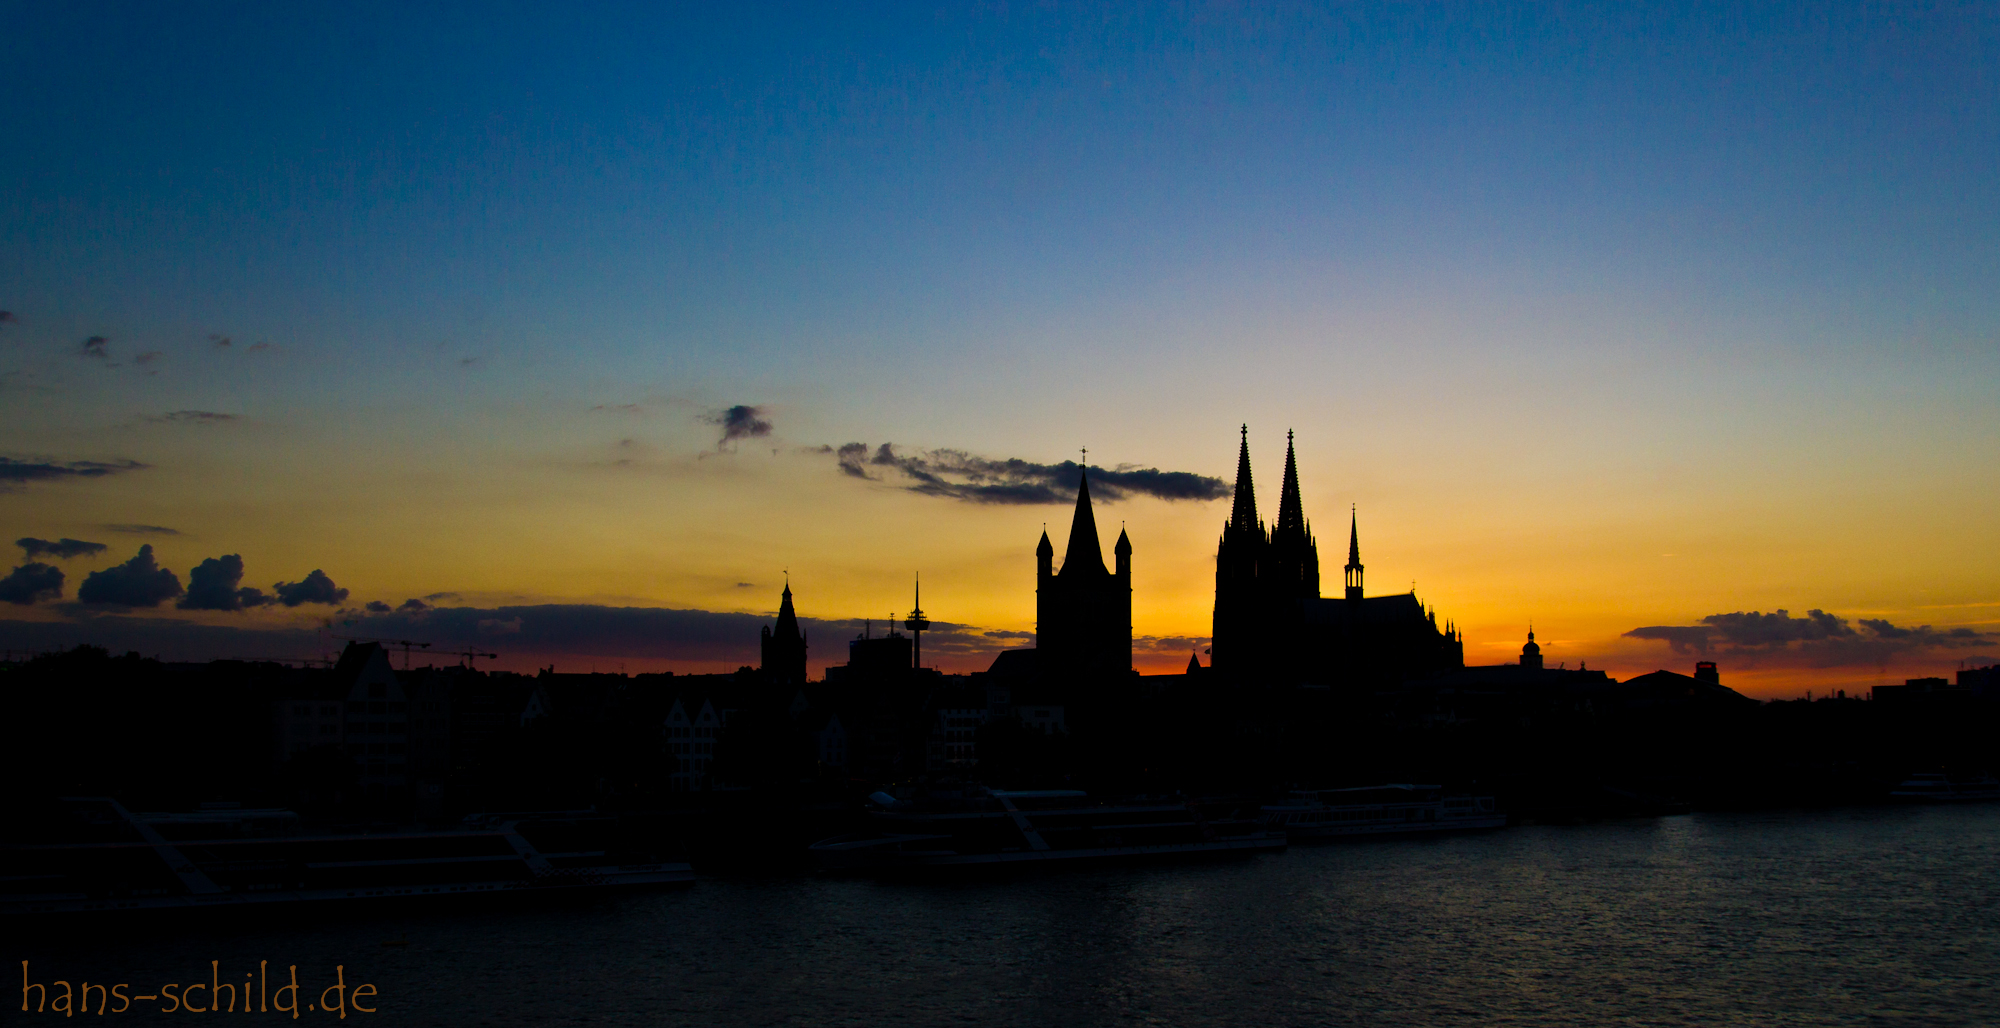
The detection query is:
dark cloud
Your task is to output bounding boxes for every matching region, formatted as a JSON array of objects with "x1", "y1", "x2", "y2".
[
  {"x1": 983, "y1": 629, "x2": 1035, "y2": 640},
  {"x1": 1627, "y1": 608, "x2": 1998, "y2": 668},
  {"x1": 365, "y1": 600, "x2": 392, "y2": 613},
  {"x1": 80, "y1": 336, "x2": 109, "y2": 360},
  {"x1": 248, "y1": 342, "x2": 271, "y2": 352},
  {"x1": 149, "y1": 410, "x2": 238, "y2": 424},
  {"x1": 18, "y1": 537, "x2": 108, "y2": 560},
  {"x1": 592, "y1": 403, "x2": 643, "y2": 414},
  {"x1": 826, "y1": 443, "x2": 1228, "y2": 505},
  {"x1": 398, "y1": 598, "x2": 431, "y2": 612},
  {"x1": 0, "y1": 311, "x2": 15, "y2": 326},
  {"x1": 0, "y1": 563, "x2": 64, "y2": 605},
  {"x1": 76, "y1": 545, "x2": 183, "y2": 607},
  {"x1": 178, "y1": 554, "x2": 275, "y2": 611},
  {"x1": 703, "y1": 405, "x2": 773, "y2": 448},
  {"x1": 422, "y1": 592, "x2": 457, "y2": 602},
  {"x1": 459, "y1": 356, "x2": 480, "y2": 367},
  {"x1": 209, "y1": 334, "x2": 231, "y2": 348},
  {"x1": 0, "y1": 457, "x2": 148, "y2": 488},
  {"x1": 132, "y1": 351, "x2": 163, "y2": 367},
  {"x1": 272, "y1": 569, "x2": 349, "y2": 607},
  {"x1": 1623, "y1": 625, "x2": 1716, "y2": 655},
  {"x1": 103, "y1": 524, "x2": 180, "y2": 536}
]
